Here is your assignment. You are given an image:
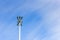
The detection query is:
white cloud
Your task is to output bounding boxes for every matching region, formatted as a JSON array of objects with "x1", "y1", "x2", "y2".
[{"x1": 41, "y1": 5, "x2": 60, "y2": 40}]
